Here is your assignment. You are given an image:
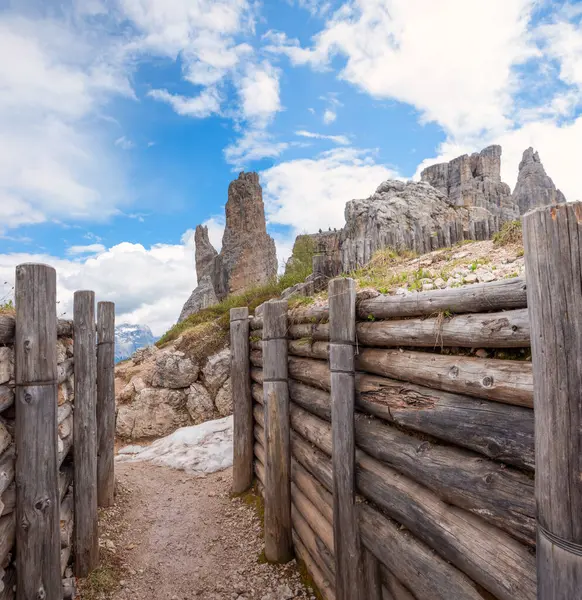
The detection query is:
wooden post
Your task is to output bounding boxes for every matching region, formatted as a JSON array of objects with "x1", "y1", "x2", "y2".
[
  {"x1": 329, "y1": 277, "x2": 361, "y2": 600},
  {"x1": 263, "y1": 300, "x2": 293, "y2": 563},
  {"x1": 14, "y1": 263, "x2": 61, "y2": 600},
  {"x1": 96, "y1": 301, "x2": 115, "y2": 508},
  {"x1": 523, "y1": 201, "x2": 582, "y2": 599},
  {"x1": 363, "y1": 547, "x2": 383, "y2": 600},
  {"x1": 73, "y1": 291, "x2": 98, "y2": 577},
  {"x1": 231, "y1": 307, "x2": 253, "y2": 494}
]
